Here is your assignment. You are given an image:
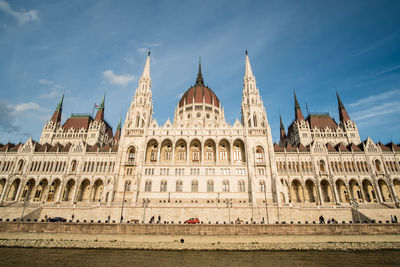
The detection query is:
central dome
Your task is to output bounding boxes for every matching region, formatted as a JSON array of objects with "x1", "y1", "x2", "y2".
[{"x1": 178, "y1": 63, "x2": 220, "y2": 108}]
